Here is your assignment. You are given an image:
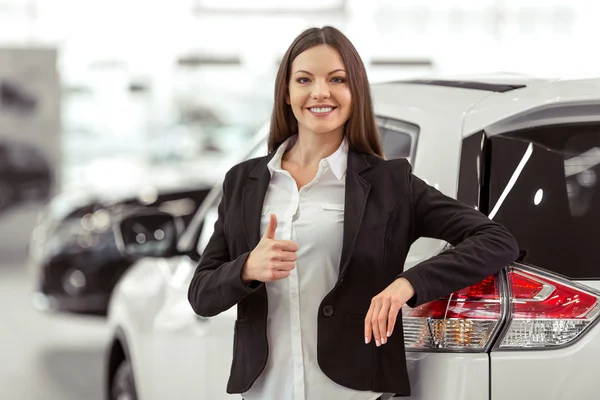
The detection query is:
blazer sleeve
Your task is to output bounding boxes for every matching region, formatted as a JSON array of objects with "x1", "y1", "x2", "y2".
[
  {"x1": 398, "y1": 162, "x2": 519, "y2": 307},
  {"x1": 188, "y1": 170, "x2": 262, "y2": 317}
]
